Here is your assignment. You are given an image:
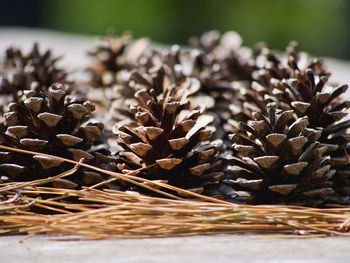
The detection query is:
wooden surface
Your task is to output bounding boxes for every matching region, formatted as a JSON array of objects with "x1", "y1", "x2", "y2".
[{"x1": 1, "y1": 234, "x2": 350, "y2": 263}]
